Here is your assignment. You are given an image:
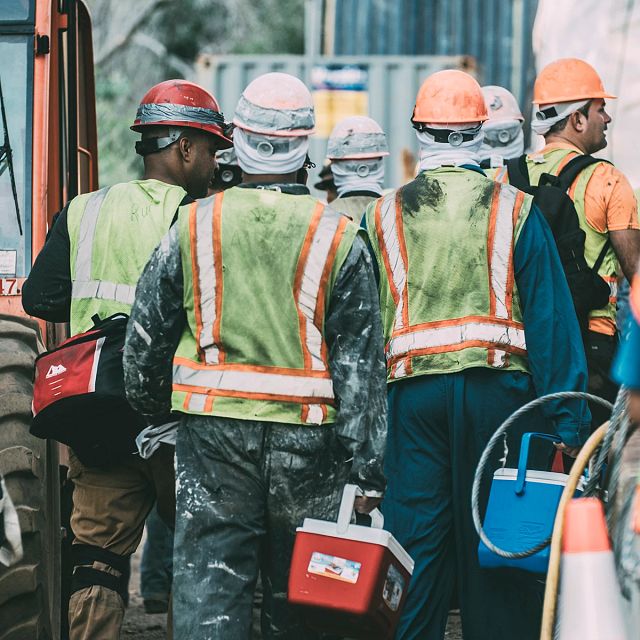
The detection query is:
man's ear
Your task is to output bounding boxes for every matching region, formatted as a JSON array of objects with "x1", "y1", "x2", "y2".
[
  {"x1": 571, "y1": 110, "x2": 587, "y2": 133},
  {"x1": 178, "y1": 136, "x2": 193, "y2": 162}
]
